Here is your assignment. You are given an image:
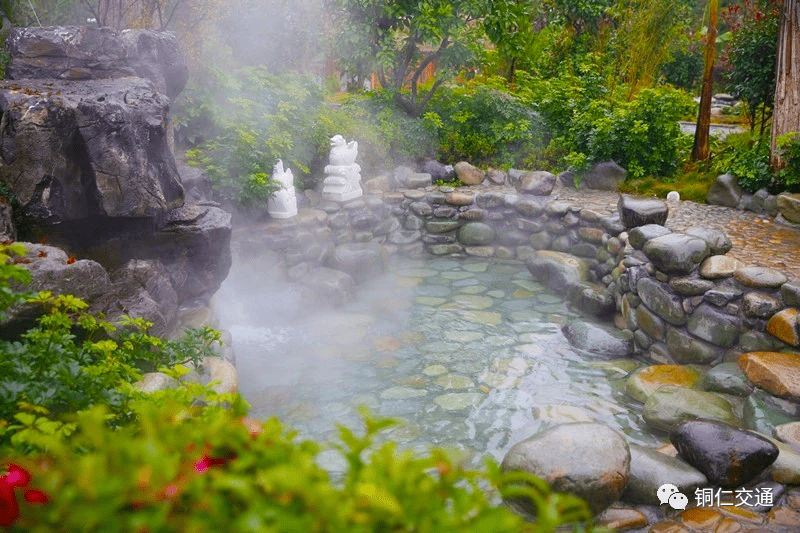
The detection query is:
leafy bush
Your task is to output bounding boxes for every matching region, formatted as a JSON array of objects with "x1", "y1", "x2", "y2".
[
  {"x1": 426, "y1": 78, "x2": 546, "y2": 167},
  {"x1": 2, "y1": 402, "x2": 596, "y2": 532},
  {"x1": 0, "y1": 245, "x2": 222, "y2": 450},
  {"x1": 176, "y1": 67, "x2": 327, "y2": 205},
  {"x1": 714, "y1": 132, "x2": 773, "y2": 193},
  {"x1": 775, "y1": 133, "x2": 800, "y2": 192},
  {"x1": 571, "y1": 87, "x2": 695, "y2": 178}
]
